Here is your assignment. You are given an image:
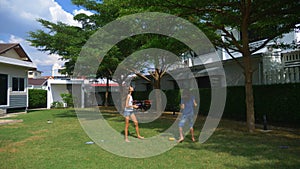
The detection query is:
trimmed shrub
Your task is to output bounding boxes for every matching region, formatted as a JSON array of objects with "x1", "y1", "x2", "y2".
[
  {"x1": 28, "y1": 89, "x2": 47, "y2": 108},
  {"x1": 164, "y1": 89, "x2": 181, "y2": 112},
  {"x1": 253, "y1": 83, "x2": 300, "y2": 127}
]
